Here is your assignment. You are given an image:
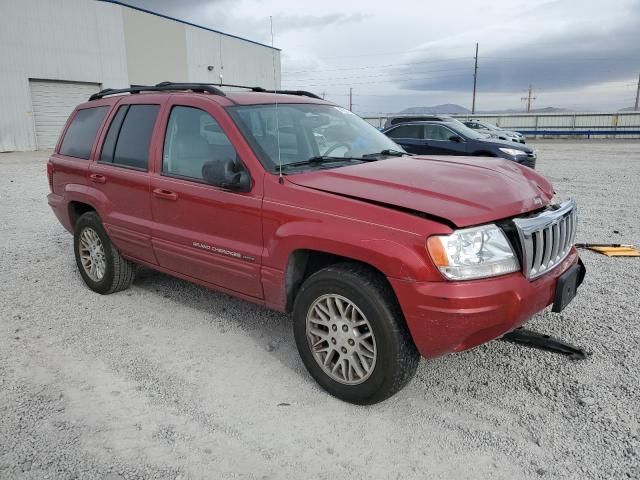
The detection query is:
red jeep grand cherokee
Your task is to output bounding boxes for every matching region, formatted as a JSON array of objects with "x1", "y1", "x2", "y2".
[{"x1": 47, "y1": 82, "x2": 585, "y2": 404}]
